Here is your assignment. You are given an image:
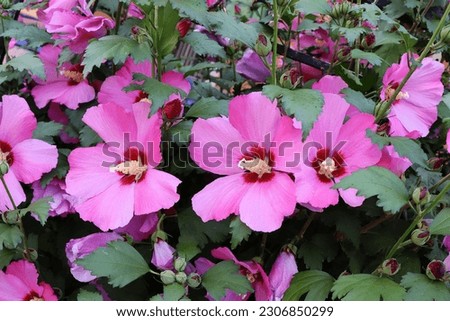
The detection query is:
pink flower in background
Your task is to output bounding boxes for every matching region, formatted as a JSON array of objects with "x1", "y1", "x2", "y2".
[
  {"x1": 48, "y1": 103, "x2": 79, "y2": 144},
  {"x1": 65, "y1": 232, "x2": 122, "y2": 282},
  {"x1": 39, "y1": 0, "x2": 114, "y2": 54},
  {"x1": 127, "y1": 2, "x2": 145, "y2": 19},
  {"x1": 295, "y1": 93, "x2": 381, "y2": 210},
  {"x1": 236, "y1": 49, "x2": 271, "y2": 82},
  {"x1": 443, "y1": 236, "x2": 450, "y2": 272},
  {"x1": 114, "y1": 212, "x2": 158, "y2": 242},
  {"x1": 190, "y1": 92, "x2": 302, "y2": 232},
  {"x1": 32, "y1": 179, "x2": 76, "y2": 217},
  {"x1": 212, "y1": 247, "x2": 272, "y2": 301},
  {"x1": 269, "y1": 250, "x2": 298, "y2": 301},
  {"x1": 31, "y1": 45, "x2": 95, "y2": 109},
  {"x1": 446, "y1": 130, "x2": 450, "y2": 152},
  {"x1": 381, "y1": 53, "x2": 444, "y2": 138},
  {"x1": 0, "y1": 95, "x2": 58, "y2": 211},
  {"x1": 376, "y1": 145, "x2": 412, "y2": 176},
  {"x1": 206, "y1": 0, "x2": 223, "y2": 8},
  {"x1": 98, "y1": 58, "x2": 191, "y2": 121},
  {"x1": 0, "y1": 260, "x2": 57, "y2": 301},
  {"x1": 151, "y1": 239, "x2": 176, "y2": 270},
  {"x1": 66, "y1": 102, "x2": 181, "y2": 231}
]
